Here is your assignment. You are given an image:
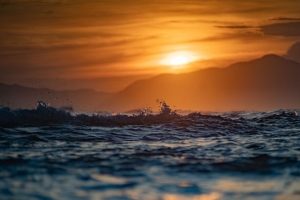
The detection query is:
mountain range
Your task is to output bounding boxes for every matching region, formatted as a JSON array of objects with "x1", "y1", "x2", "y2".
[{"x1": 1, "y1": 54, "x2": 300, "y2": 112}]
